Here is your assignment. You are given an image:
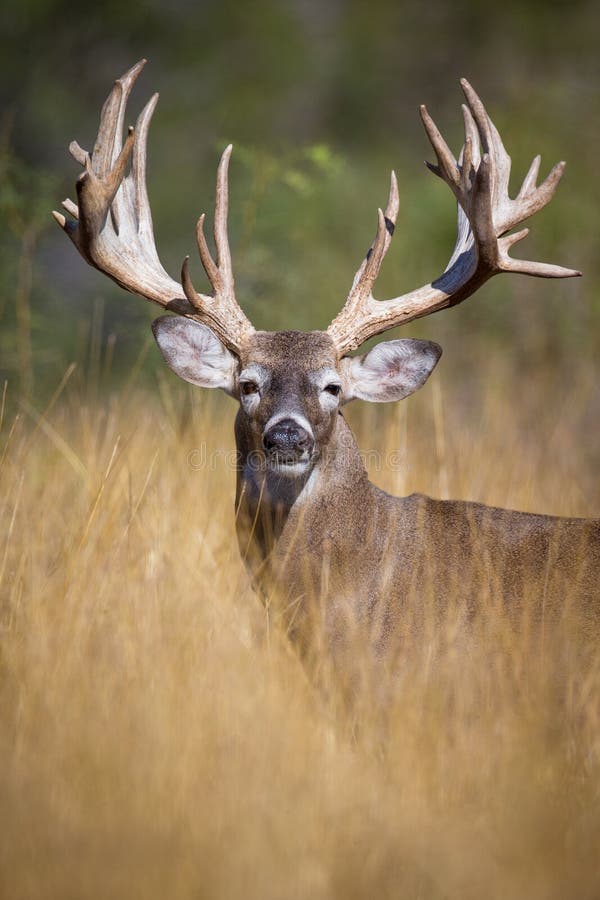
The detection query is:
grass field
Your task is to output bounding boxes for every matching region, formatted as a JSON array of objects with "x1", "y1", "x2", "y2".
[{"x1": 1, "y1": 360, "x2": 599, "y2": 900}]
